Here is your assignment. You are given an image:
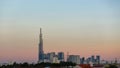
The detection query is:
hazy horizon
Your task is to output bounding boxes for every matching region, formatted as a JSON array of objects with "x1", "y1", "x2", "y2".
[{"x1": 0, "y1": 0, "x2": 120, "y2": 63}]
